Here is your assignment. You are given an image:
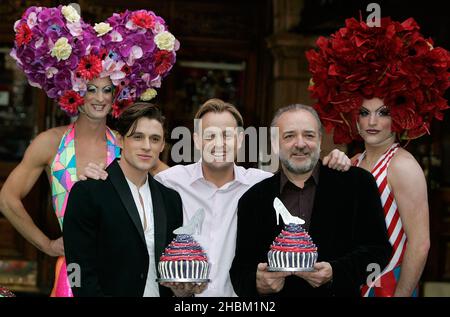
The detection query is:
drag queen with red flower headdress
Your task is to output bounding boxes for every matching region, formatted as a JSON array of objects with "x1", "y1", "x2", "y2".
[
  {"x1": 0, "y1": 5, "x2": 178, "y2": 297},
  {"x1": 306, "y1": 17, "x2": 449, "y2": 297}
]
